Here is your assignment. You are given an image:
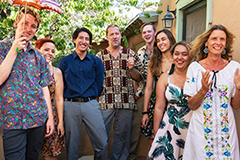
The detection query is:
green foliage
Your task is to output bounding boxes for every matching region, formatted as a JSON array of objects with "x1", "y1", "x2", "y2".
[
  {"x1": 122, "y1": 35, "x2": 128, "y2": 47},
  {"x1": 128, "y1": 0, "x2": 138, "y2": 7},
  {"x1": 143, "y1": 12, "x2": 151, "y2": 18},
  {"x1": 134, "y1": 29, "x2": 140, "y2": 34},
  {"x1": 156, "y1": 9, "x2": 163, "y2": 15},
  {"x1": 0, "y1": 0, "x2": 162, "y2": 65}
]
